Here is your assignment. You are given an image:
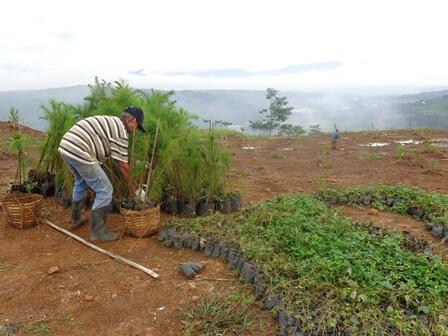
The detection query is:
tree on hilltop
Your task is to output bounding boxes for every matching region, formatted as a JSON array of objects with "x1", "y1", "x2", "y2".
[{"x1": 249, "y1": 88, "x2": 293, "y2": 135}]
